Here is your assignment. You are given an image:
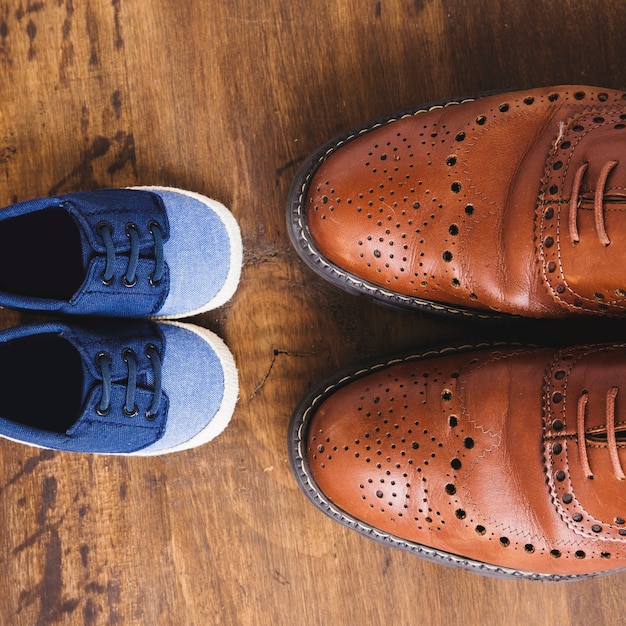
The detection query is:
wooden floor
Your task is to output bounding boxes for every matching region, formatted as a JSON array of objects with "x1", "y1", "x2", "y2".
[{"x1": 2, "y1": 0, "x2": 626, "y2": 624}]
